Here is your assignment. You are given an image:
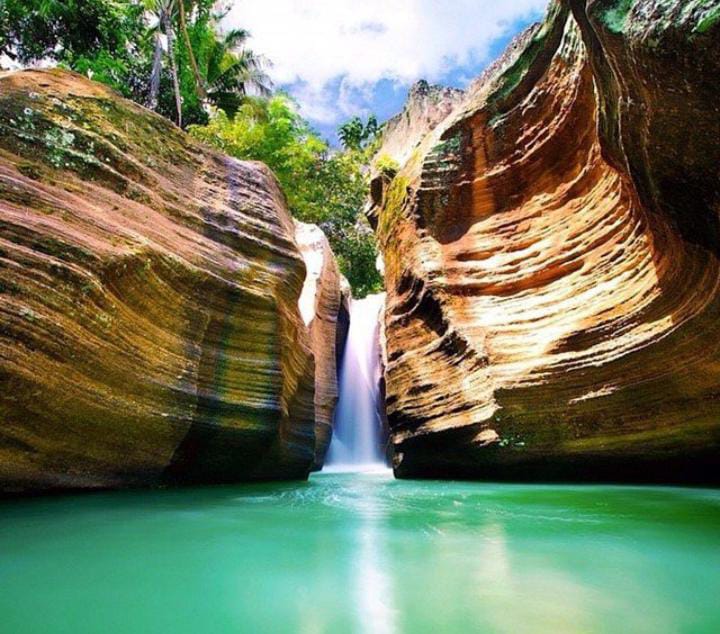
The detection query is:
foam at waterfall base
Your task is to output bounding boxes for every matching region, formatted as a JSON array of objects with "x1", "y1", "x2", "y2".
[{"x1": 321, "y1": 463, "x2": 391, "y2": 474}]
